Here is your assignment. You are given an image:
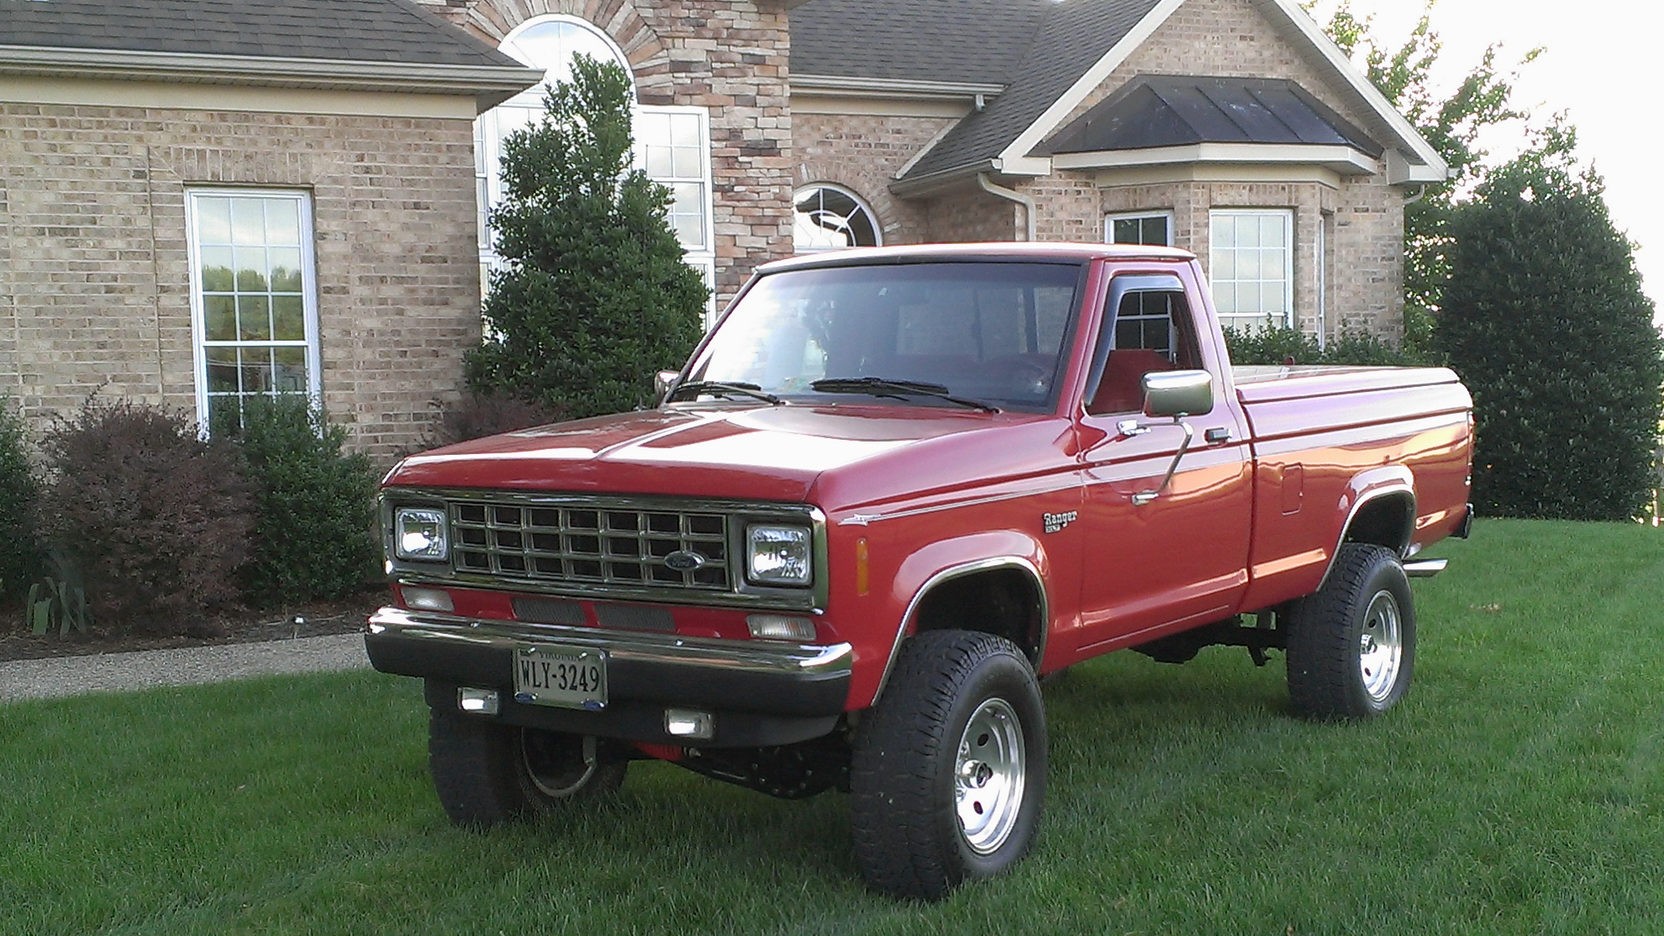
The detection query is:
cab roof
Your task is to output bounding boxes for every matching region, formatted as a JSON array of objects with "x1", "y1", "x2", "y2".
[{"x1": 758, "y1": 242, "x2": 1197, "y2": 274}]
